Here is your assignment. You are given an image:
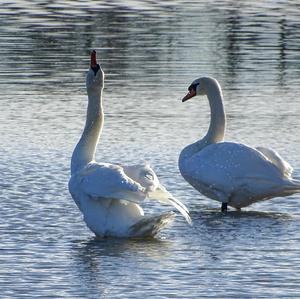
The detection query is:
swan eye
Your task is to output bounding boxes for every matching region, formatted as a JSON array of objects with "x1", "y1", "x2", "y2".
[{"x1": 188, "y1": 83, "x2": 199, "y2": 92}]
